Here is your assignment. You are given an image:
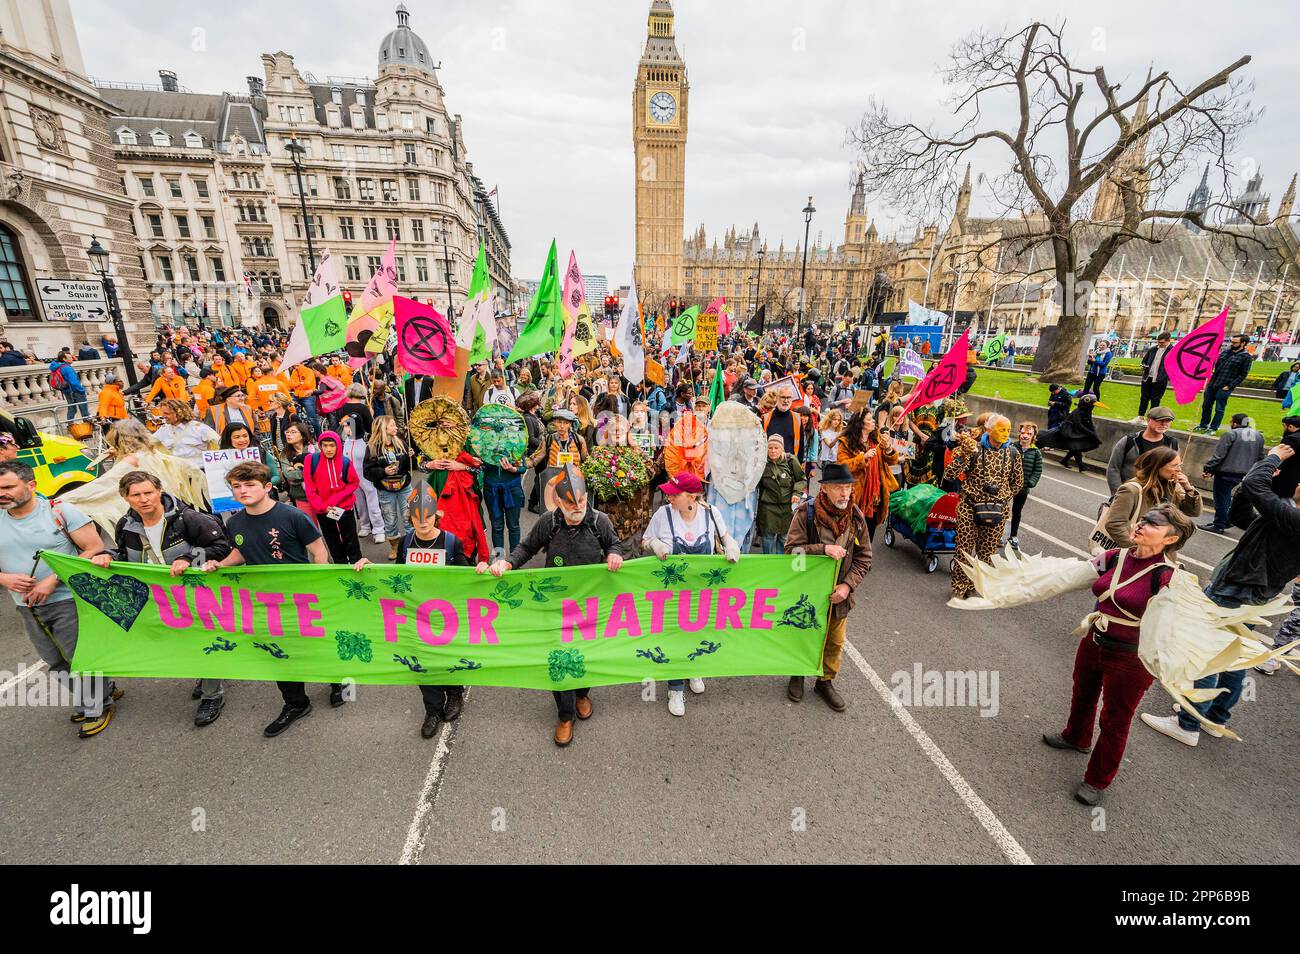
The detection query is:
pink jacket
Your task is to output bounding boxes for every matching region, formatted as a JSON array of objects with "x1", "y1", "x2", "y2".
[{"x1": 303, "y1": 430, "x2": 359, "y2": 513}]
